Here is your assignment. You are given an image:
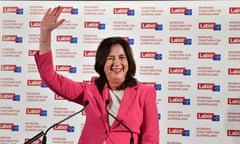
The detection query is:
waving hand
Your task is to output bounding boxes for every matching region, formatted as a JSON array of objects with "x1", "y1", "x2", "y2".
[{"x1": 39, "y1": 6, "x2": 65, "y2": 54}]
